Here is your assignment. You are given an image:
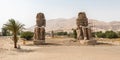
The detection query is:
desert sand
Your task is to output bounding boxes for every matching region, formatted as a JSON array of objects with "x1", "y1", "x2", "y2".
[{"x1": 0, "y1": 36, "x2": 120, "y2": 60}]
